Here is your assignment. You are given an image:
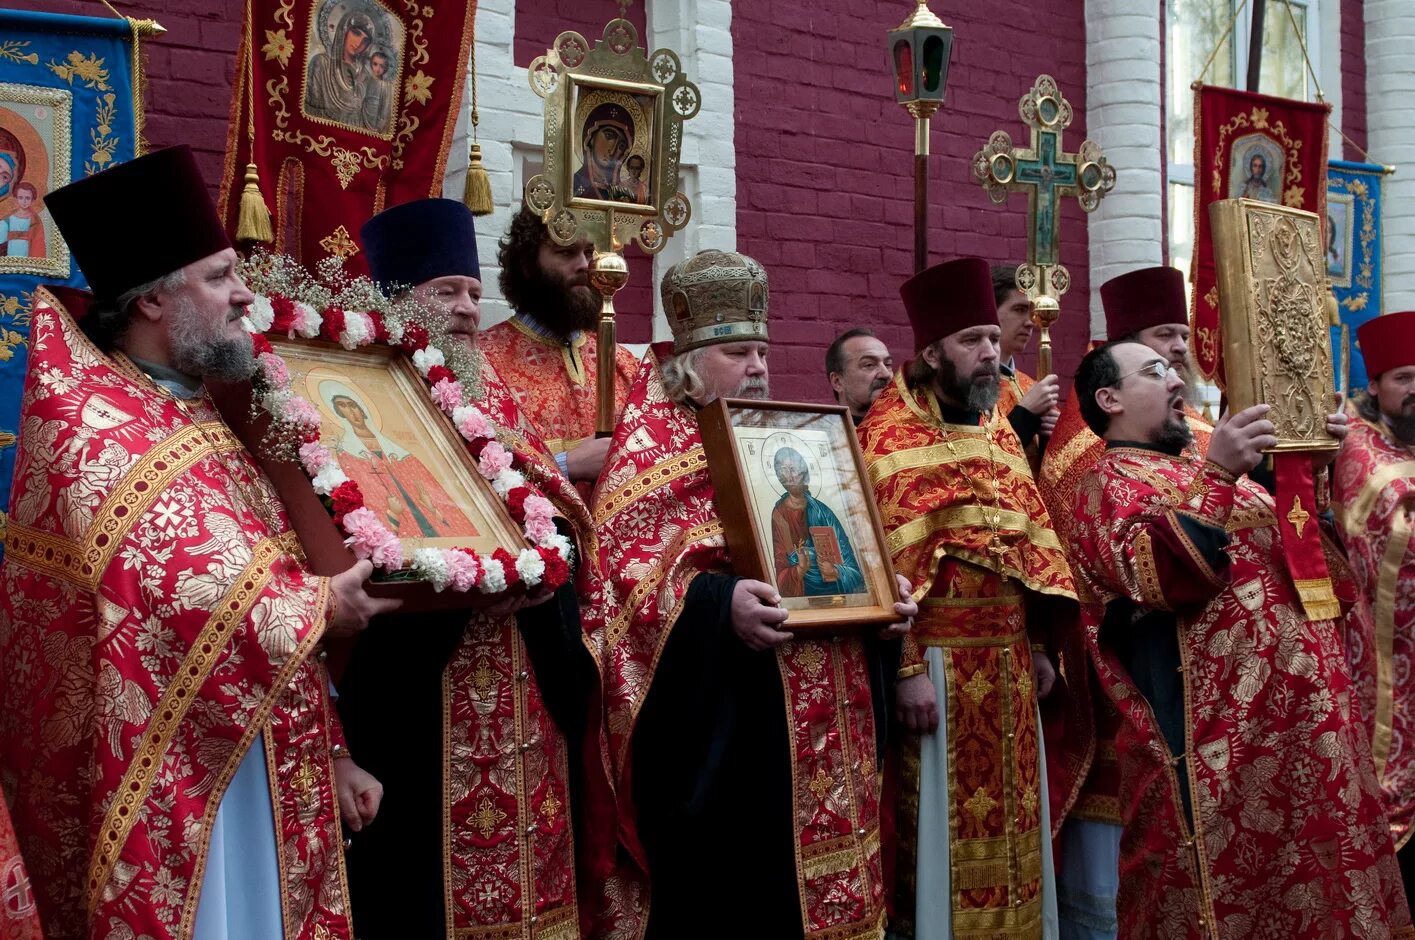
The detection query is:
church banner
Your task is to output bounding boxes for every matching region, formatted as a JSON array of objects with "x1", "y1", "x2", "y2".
[
  {"x1": 1326, "y1": 159, "x2": 1383, "y2": 392},
  {"x1": 0, "y1": 9, "x2": 145, "y2": 538},
  {"x1": 219, "y1": 0, "x2": 476, "y2": 273},
  {"x1": 1190, "y1": 84, "x2": 1330, "y2": 386}
]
